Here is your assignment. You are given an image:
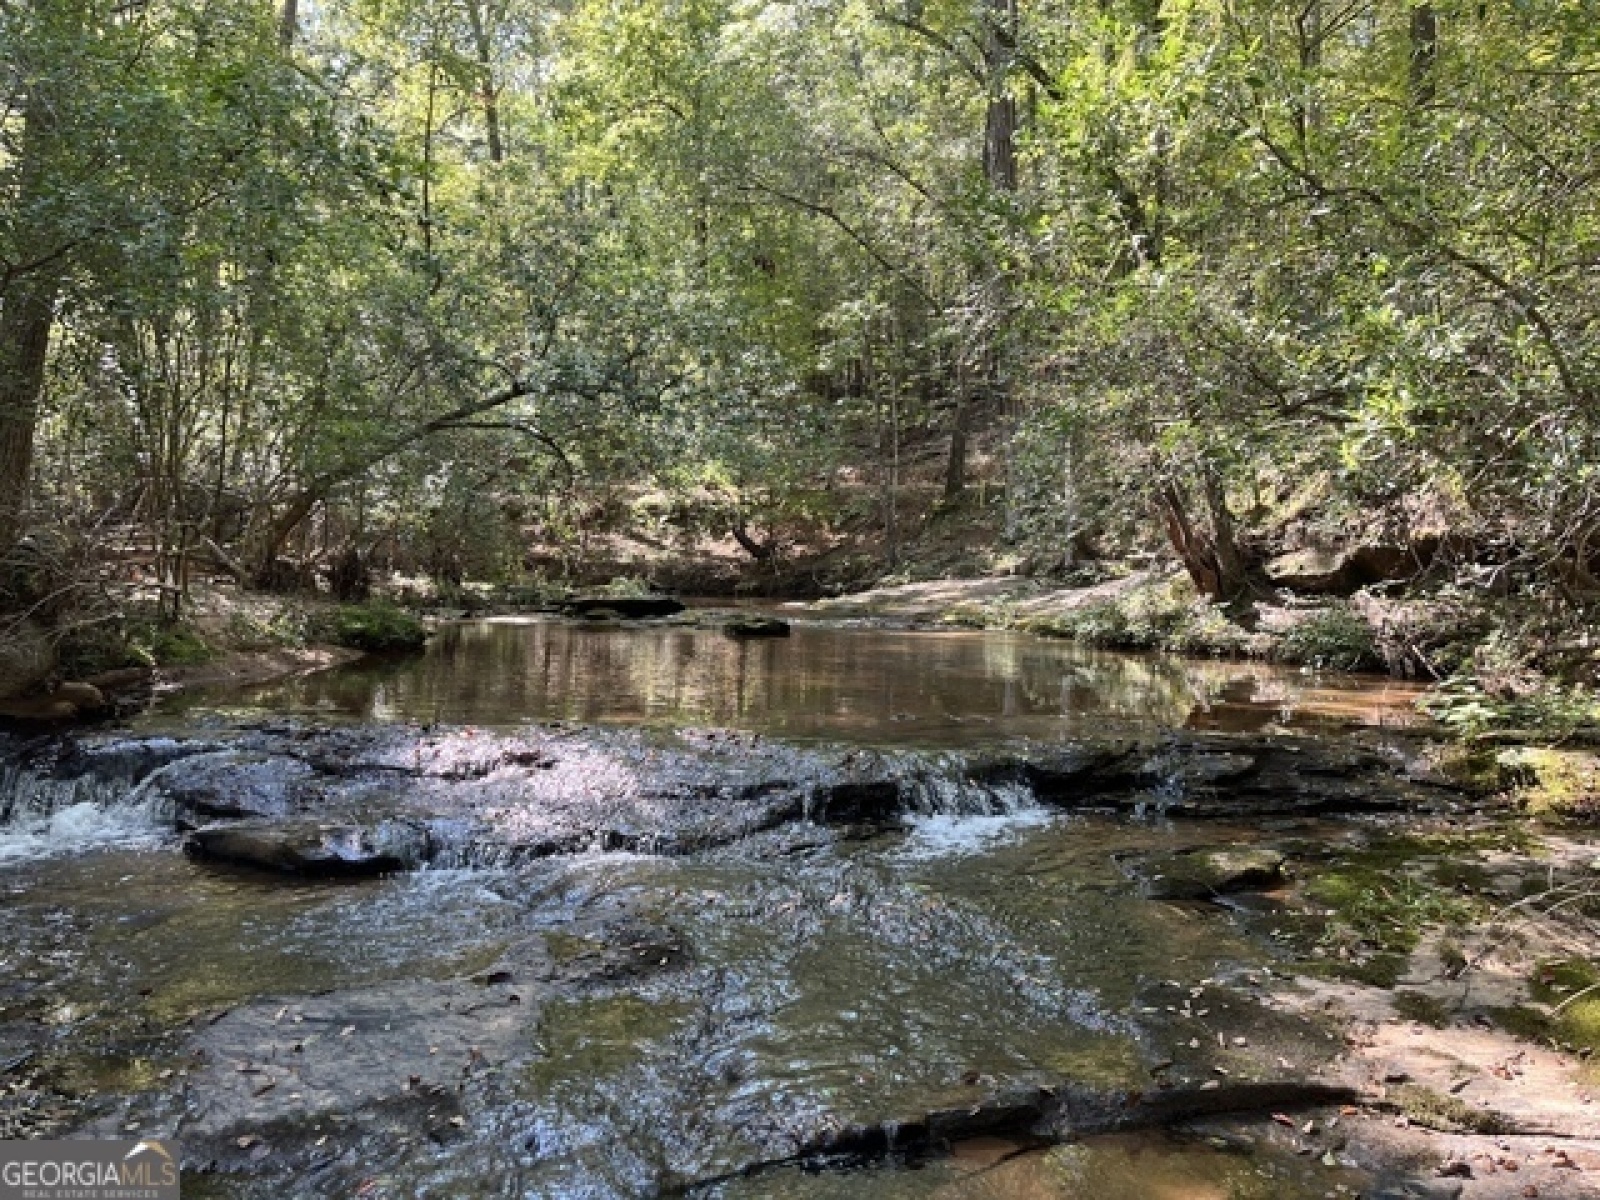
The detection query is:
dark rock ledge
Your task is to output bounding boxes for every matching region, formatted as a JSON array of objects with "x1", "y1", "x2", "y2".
[{"x1": 3, "y1": 721, "x2": 1467, "y2": 877}]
